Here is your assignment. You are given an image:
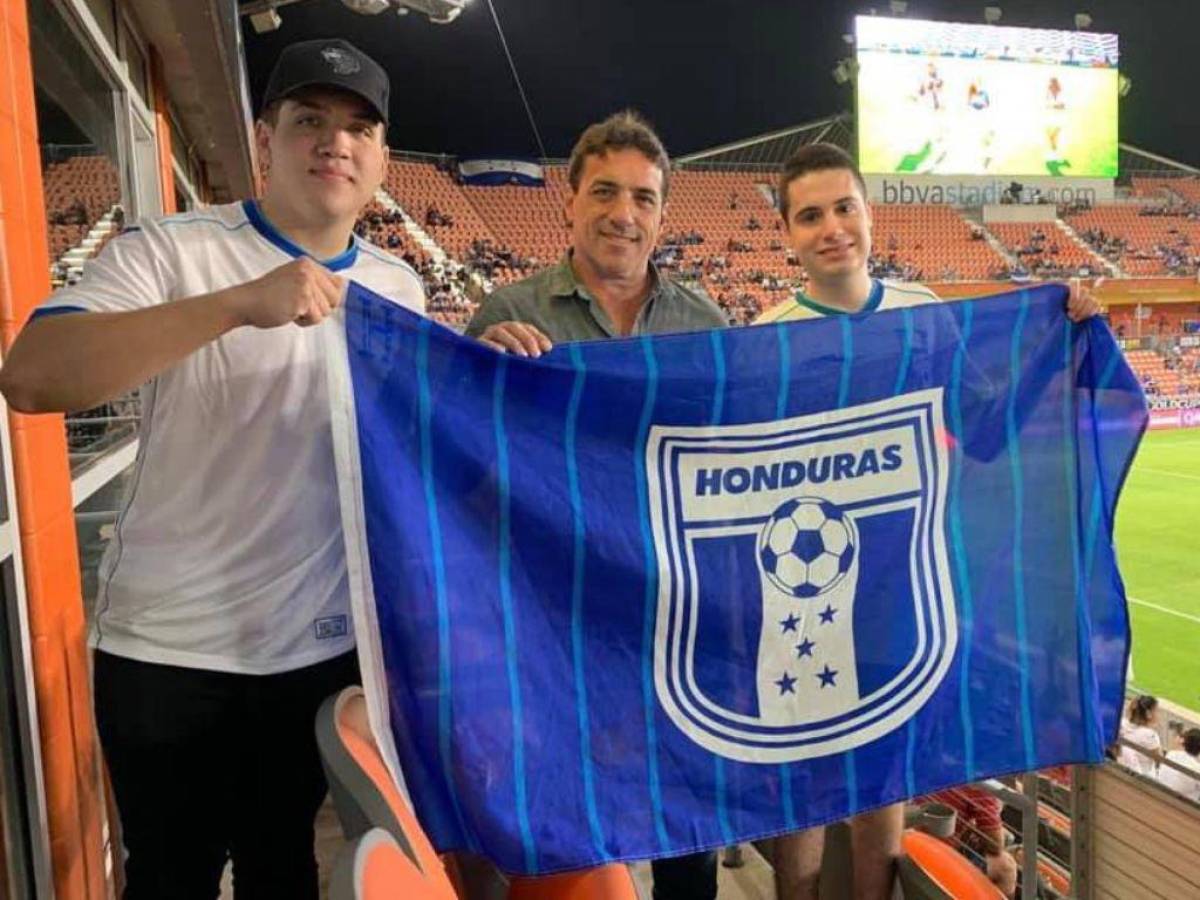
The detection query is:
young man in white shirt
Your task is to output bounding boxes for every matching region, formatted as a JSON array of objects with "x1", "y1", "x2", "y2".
[
  {"x1": 757, "y1": 143, "x2": 1099, "y2": 900},
  {"x1": 0, "y1": 39, "x2": 422, "y2": 898}
]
